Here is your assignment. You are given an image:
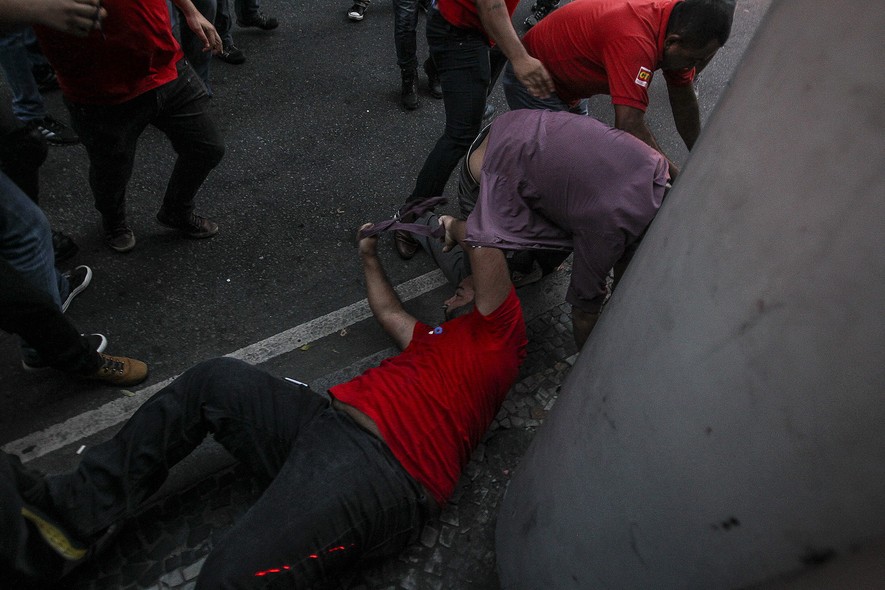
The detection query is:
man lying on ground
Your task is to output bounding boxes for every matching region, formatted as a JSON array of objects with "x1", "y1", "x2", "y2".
[{"x1": 1, "y1": 216, "x2": 526, "y2": 589}]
